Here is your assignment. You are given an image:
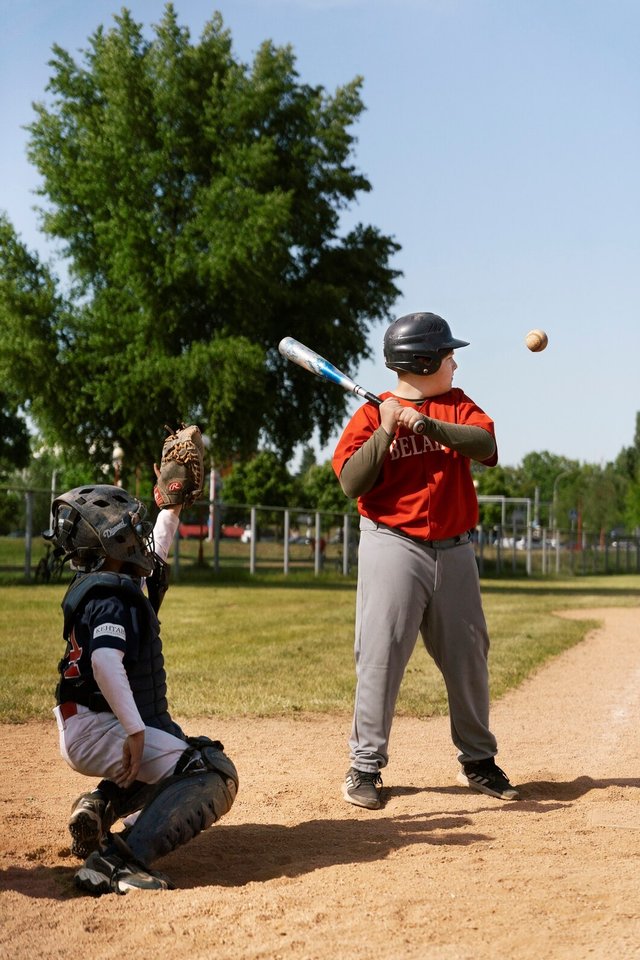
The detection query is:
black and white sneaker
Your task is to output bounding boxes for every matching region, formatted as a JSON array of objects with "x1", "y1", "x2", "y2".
[
  {"x1": 74, "y1": 849, "x2": 174, "y2": 896},
  {"x1": 342, "y1": 767, "x2": 383, "y2": 809},
  {"x1": 457, "y1": 758, "x2": 520, "y2": 800},
  {"x1": 69, "y1": 791, "x2": 111, "y2": 859}
]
